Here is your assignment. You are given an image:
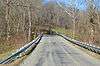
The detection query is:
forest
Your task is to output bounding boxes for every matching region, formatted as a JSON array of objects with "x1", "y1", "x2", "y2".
[{"x1": 0, "y1": 0, "x2": 100, "y2": 57}]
